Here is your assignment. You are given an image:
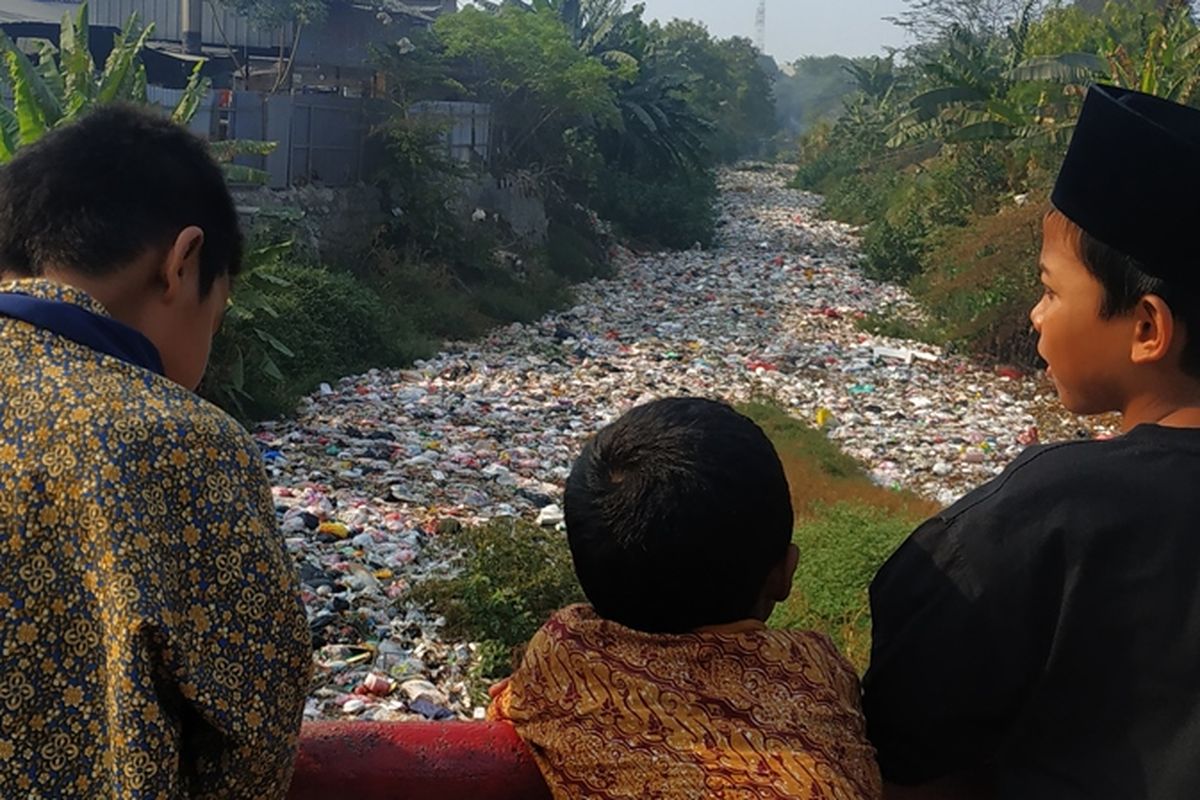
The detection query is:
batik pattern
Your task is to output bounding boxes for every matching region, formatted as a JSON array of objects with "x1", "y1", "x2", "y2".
[
  {"x1": 0, "y1": 279, "x2": 312, "y2": 799},
  {"x1": 491, "y1": 604, "x2": 881, "y2": 800}
]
